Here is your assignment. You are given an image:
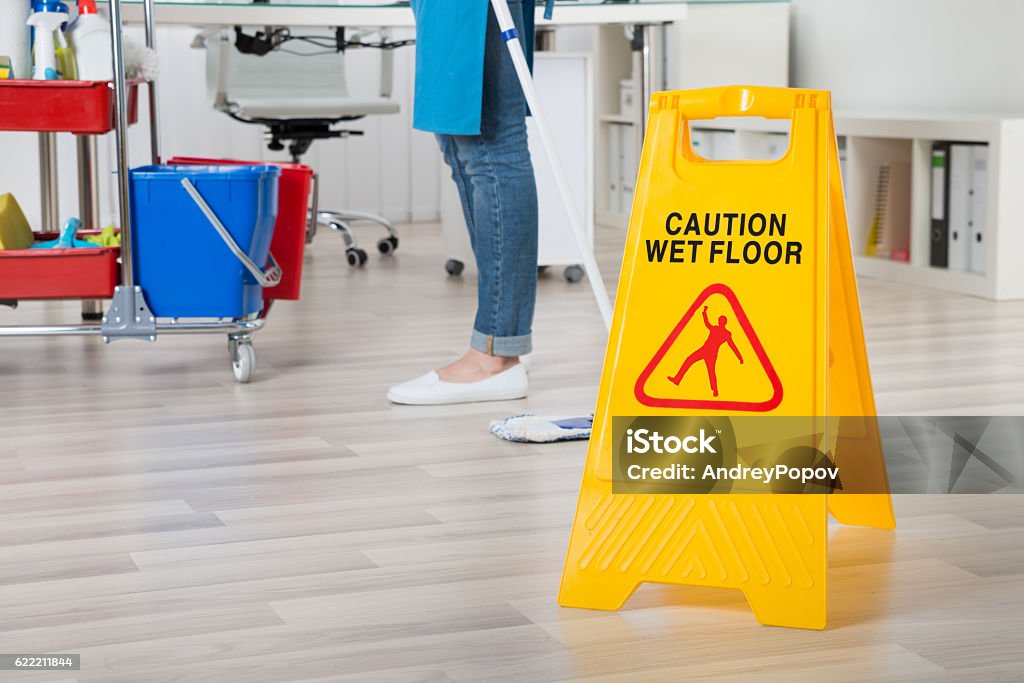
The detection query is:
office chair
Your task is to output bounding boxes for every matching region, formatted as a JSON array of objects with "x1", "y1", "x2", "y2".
[{"x1": 200, "y1": 27, "x2": 402, "y2": 267}]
